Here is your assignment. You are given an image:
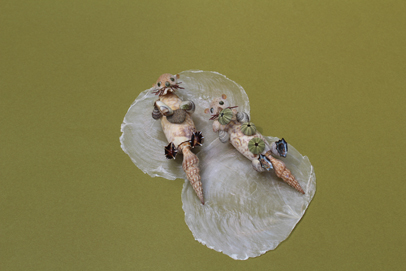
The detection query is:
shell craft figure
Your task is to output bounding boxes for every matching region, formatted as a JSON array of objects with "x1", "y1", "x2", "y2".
[
  {"x1": 152, "y1": 73, "x2": 205, "y2": 204},
  {"x1": 206, "y1": 94, "x2": 305, "y2": 194},
  {"x1": 121, "y1": 70, "x2": 316, "y2": 260}
]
